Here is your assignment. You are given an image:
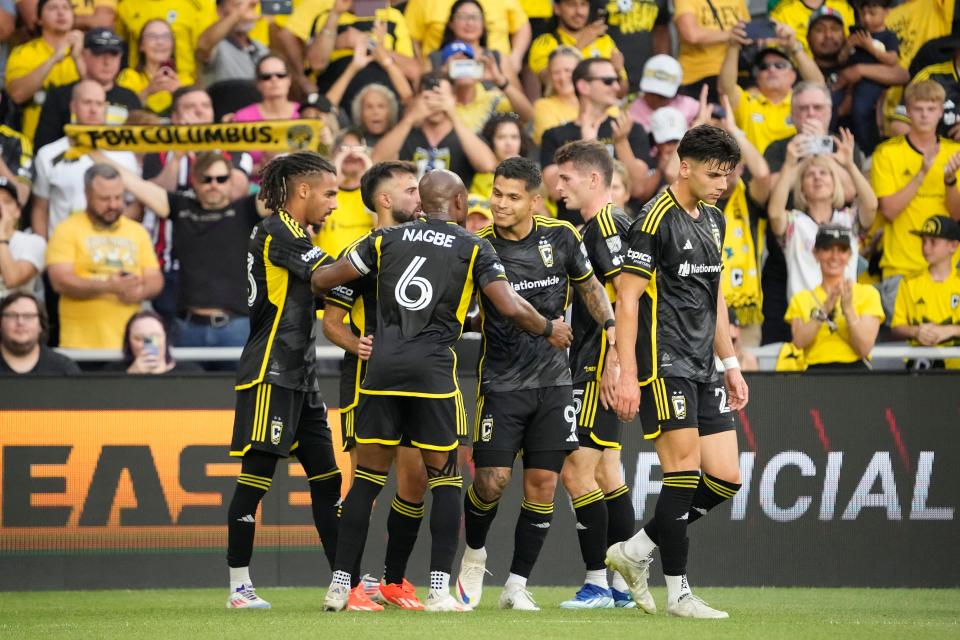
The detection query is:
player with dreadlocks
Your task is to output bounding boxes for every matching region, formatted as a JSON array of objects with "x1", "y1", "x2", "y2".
[{"x1": 225, "y1": 151, "x2": 342, "y2": 609}]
